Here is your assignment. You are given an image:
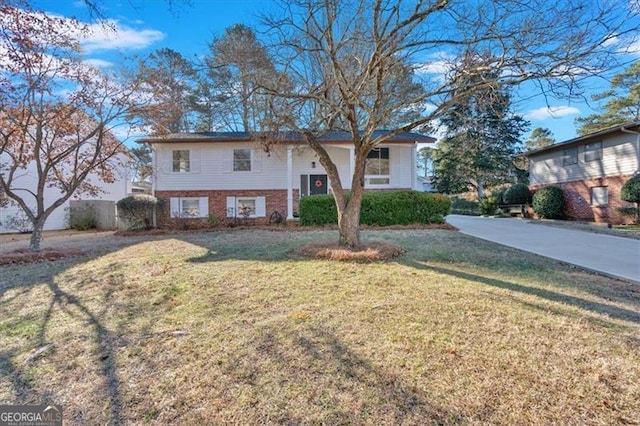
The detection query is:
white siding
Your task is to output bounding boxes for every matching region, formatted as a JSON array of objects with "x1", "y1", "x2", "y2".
[
  {"x1": 0, "y1": 154, "x2": 130, "y2": 233},
  {"x1": 154, "y1": 142, "x2": 417, "y2": 192},
  {"x1": 530, "y1": 133, "x2": 639, "y2": 186}
]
